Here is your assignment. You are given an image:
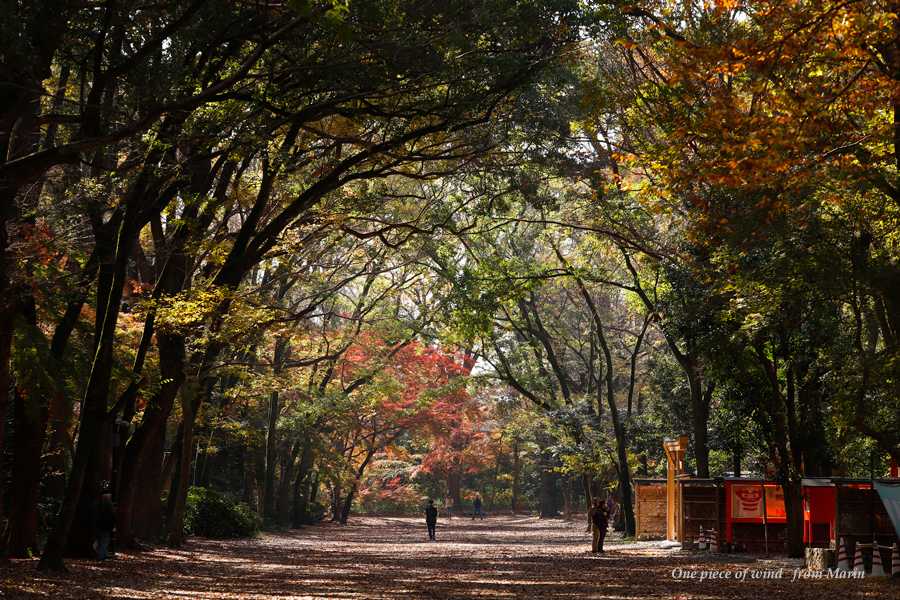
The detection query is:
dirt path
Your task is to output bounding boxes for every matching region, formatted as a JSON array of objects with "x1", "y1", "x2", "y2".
[{"x1": 2, "y1": 516, "x2": 897, "y2": 599}]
